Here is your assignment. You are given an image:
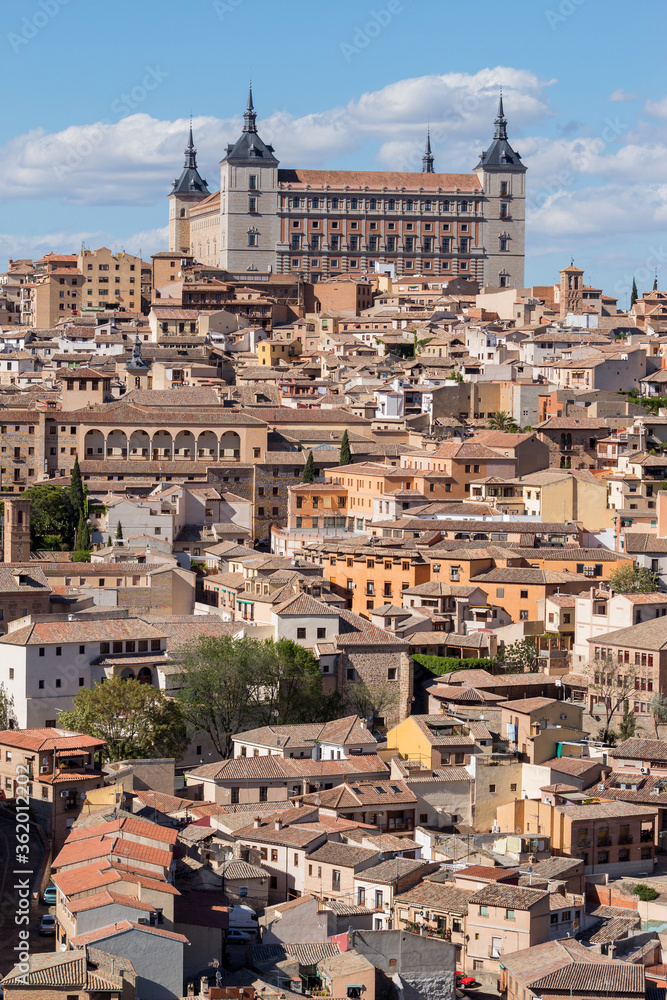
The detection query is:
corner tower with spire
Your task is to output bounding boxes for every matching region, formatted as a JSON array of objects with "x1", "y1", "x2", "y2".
[
  {"x1": 474, "y1": 93, "x2": 527, "y2": 289},
  {"x1": 218, "y1": 85, "x2": 281, "y2": 273},
  {"x1": 168, "y1": 120, "x2": 211, "y2": 254},
  {"x1": 422, "y1": 129, "x2": 434, "y2": 173}
]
